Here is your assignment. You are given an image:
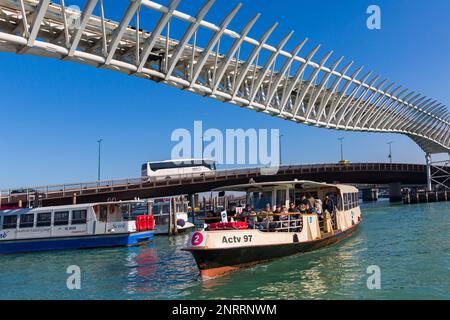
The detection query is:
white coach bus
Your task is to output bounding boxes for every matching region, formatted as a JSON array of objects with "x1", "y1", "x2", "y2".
[{"x1": 141, "y1": 159, "x2": 217, "y2": 181}]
